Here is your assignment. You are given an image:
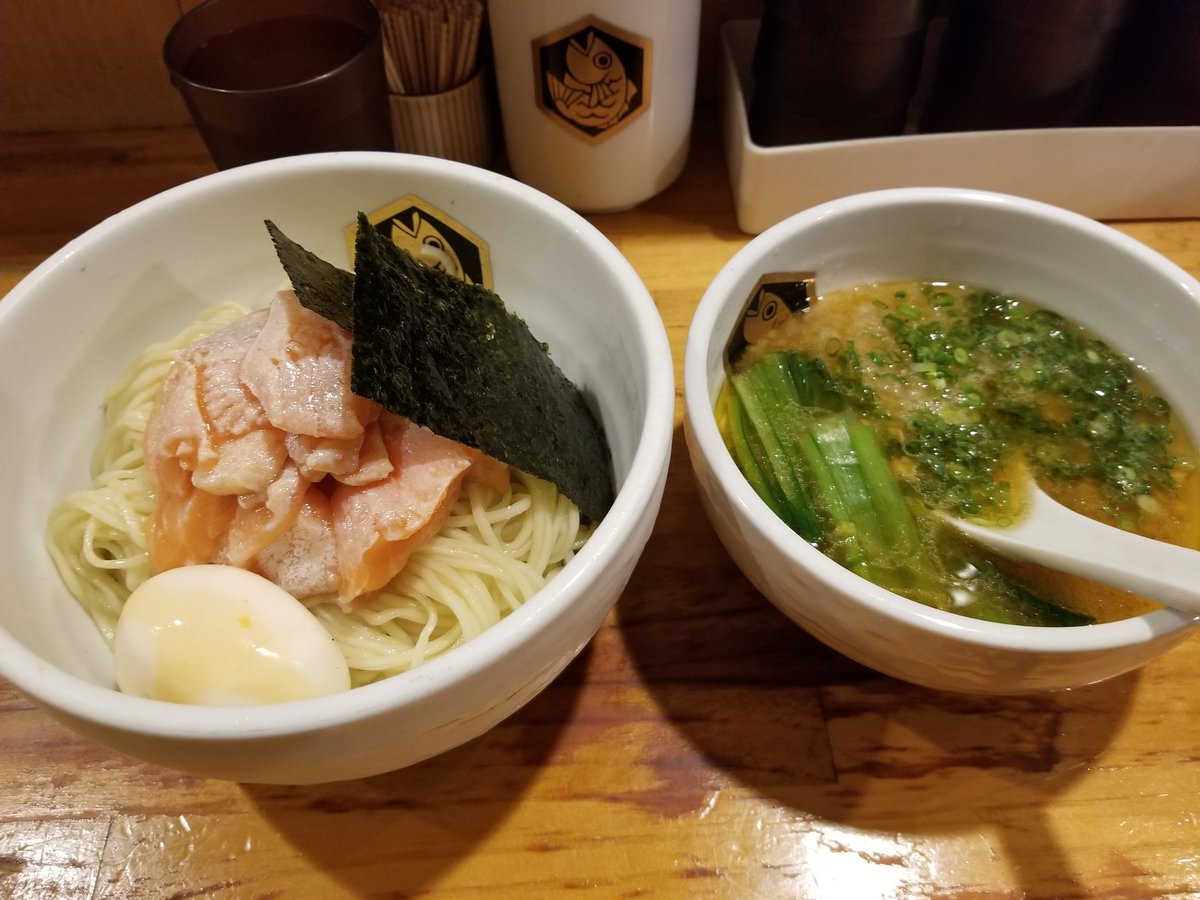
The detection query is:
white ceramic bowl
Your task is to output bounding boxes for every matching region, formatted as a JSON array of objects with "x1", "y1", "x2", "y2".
[
  {"x1": 0, "y1": 152, "x2": 674, "y2": 782},
  {"x1": 684, "y1": 187, "x2": 1200, "y2": 694}
]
